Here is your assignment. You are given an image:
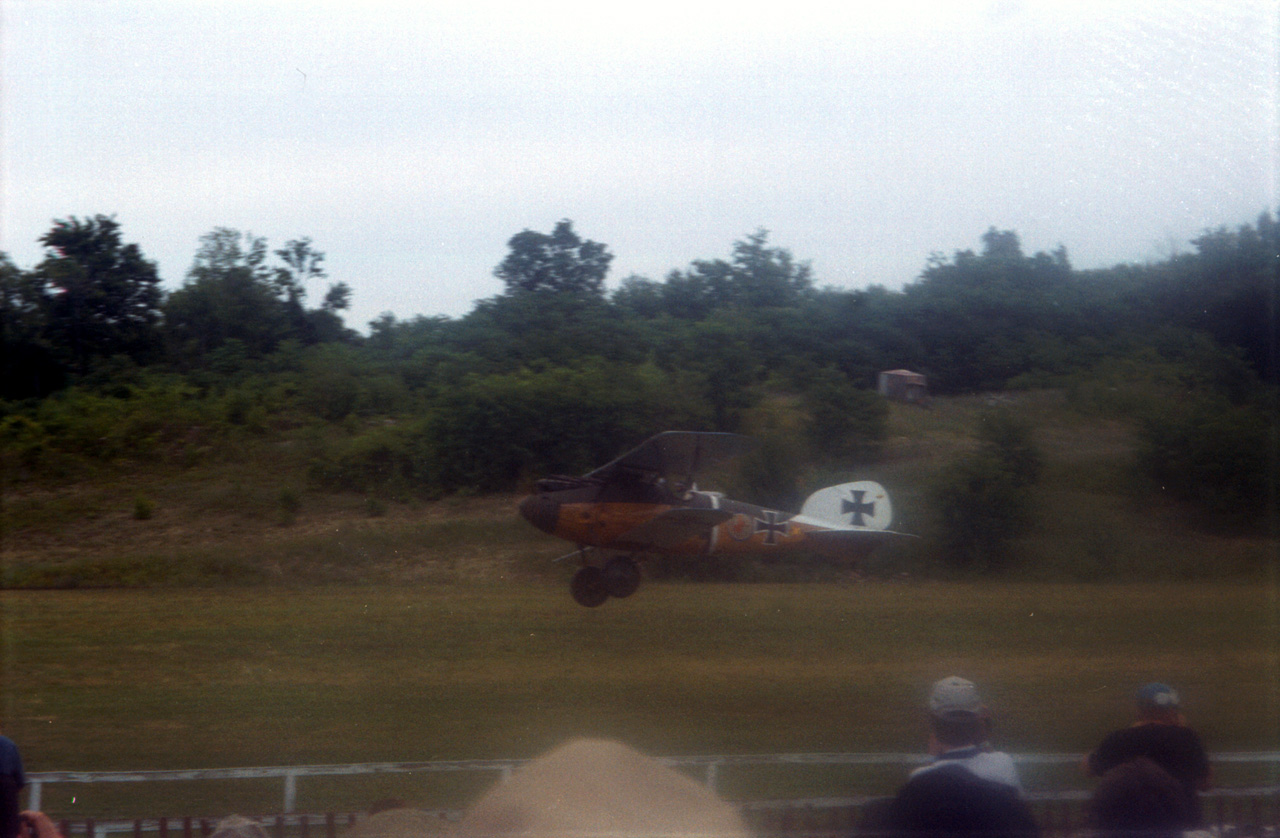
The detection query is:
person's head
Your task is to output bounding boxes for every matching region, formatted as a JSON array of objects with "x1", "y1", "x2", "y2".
[
  {"x1": 208, "y1": 817, "x2": 269, "y2": 838},
  {"x1": 926, "y1": 676, "x2": 991, "y2": 749},
  {"x1": 1089, "y1": 757, "x2": 1189, "y2": 837},
  {"x1": 1135, "y1": 683, "x2": 1183, "y2": 723}
]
